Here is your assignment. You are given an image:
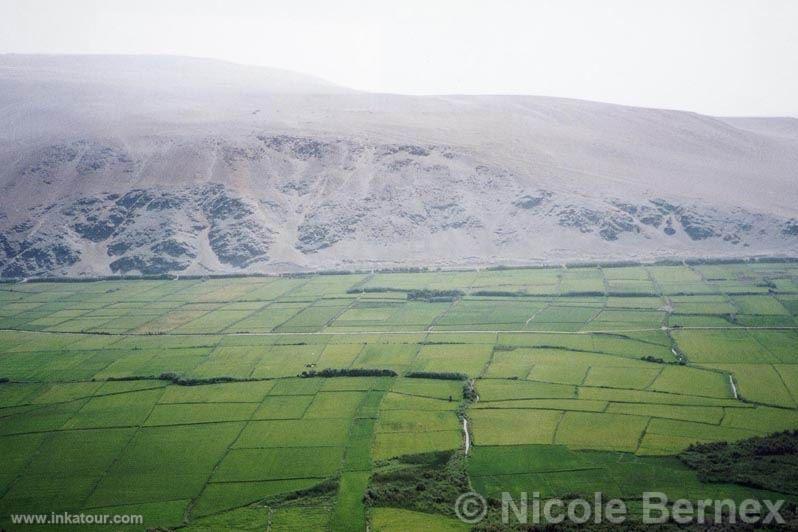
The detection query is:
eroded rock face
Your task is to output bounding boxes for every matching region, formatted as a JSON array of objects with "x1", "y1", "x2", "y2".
[
  {"x1": 109, "y1": 255, "x2": 188, "y2": 275},
  {"x1": 19, "y1": 141, "x2": 134, "y2": 184},
  {"x1": 21, "y1": 144, "x2": 79, "y2": 181},
  {"x1": 513, "y1": 192, "x2": 551, "y2": 210},
  {"x1": 1, "y1": 130, "x2": 796, "y2": 278},
  {"x1": 0, "y1": 184, "x2": 275, "y2": 276},
  {"x1": 198, "y1": 184, "x2": 274, "y2": 267},
  {"x1": 297, "y1": 205, "x2": 367, "y2": 253},
  {"x1": 557, "y1": 206, "x2": 637, "y2": 241},
  {"x1": 70, "y1": 207, "x2": 127, "y2": 242},
  {"x1": 258, "y1": 135, "x2": 334, "y2": 161},
  {"x1": 784, "y1": 220, "x2": 798, "y2": 236},
  {"x1": 0, "y1": 229, "x2": 80, "y2": 277},
  {"x1": 74, "y1": 141, "x2": 134, "y2": 176},
  {"x1": 544, "y1": 198, "x2": 767, "y2": 244},
  {"x1": 1, "y1": 56, "x2": 797, "y2": 276}
]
